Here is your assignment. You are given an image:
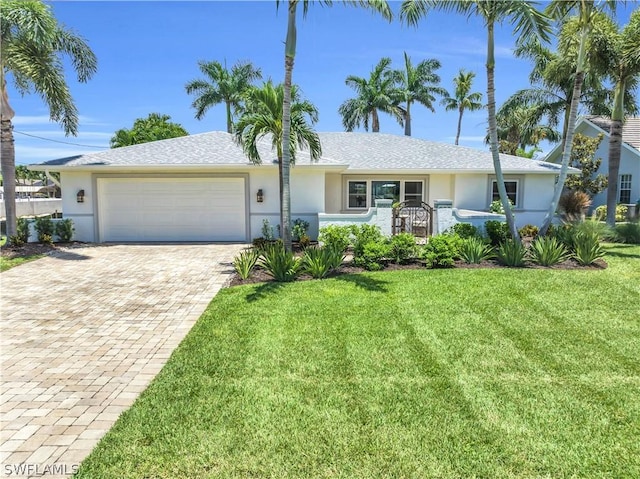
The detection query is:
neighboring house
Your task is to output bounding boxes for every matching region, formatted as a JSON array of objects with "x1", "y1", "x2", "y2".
[
  {"x1": 29, "y1": 131, "x2": 571, "y2": 242},
  {"x1": 545, "y1": 115, "x2": 640, "y2": 212}
]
